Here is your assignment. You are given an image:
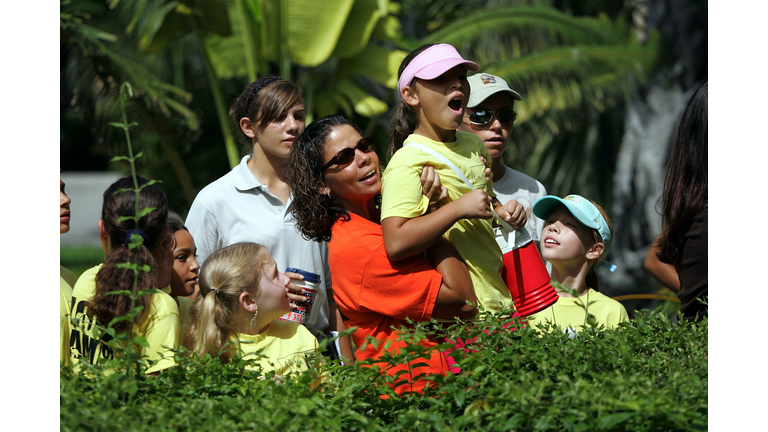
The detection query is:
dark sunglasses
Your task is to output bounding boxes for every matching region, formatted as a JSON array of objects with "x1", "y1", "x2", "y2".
[
  {"x1": 466, "y1": 108, "x2": 517, "y2": 126},
  {"x1": 321, "y1": 138, "x2": 376, "y2": 171}
]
